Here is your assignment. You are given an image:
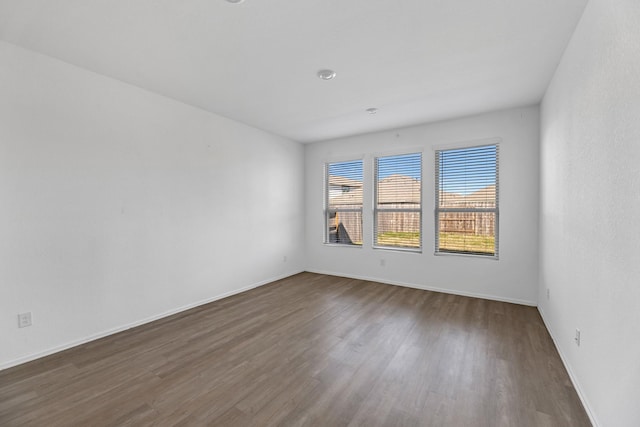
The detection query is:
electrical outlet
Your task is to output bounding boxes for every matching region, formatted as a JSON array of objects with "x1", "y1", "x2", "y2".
[
  {"x1": 546, "y1": 288, "x2": 550, "y2": 300},
  {"x1": 380, "y1": 259, "x2": 386, "y2": 267},
  {"x1": 575, "y1": 328, "x2": 581, "y2": 346},
  {"x1": 283, "y1": 255, "x2": 287, "y2": 263},
  {"x1": 18, "y1": 312, "x2": 32, "y2": 328}
]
